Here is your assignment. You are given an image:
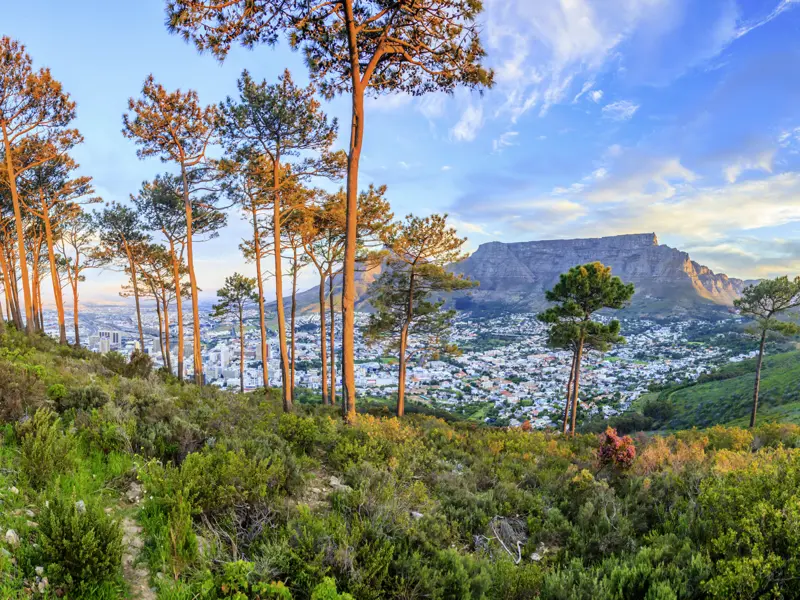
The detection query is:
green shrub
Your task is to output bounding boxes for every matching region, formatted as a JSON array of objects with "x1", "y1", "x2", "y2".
[
  {"x1": 0, "y1": 358, "x2": 47, "y2": 421},
  {"x1": 311, "y1": 577, "x2": 354, "y2": 600},
  {"x1": 17, "y1": 408, "x2": 77, "y2": 489},
  {"x1": 37, "y1": 494, "x2": 123, "y2": 593},
  {"x1": 59, "y1": 384, "x2": 110, "y2": 412},
  {"x1": 277, "y1": 413, "x2": 319, "y2": 455},
  {"x1": 127, "y1": 349, "x2": 153, "y2": 379},
  {"x1": 198, "y1": 560, "x2": 293, "y2": 599},
  {"x1": 141, "y1": 444, "x2": 297, "y2": 516}
]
